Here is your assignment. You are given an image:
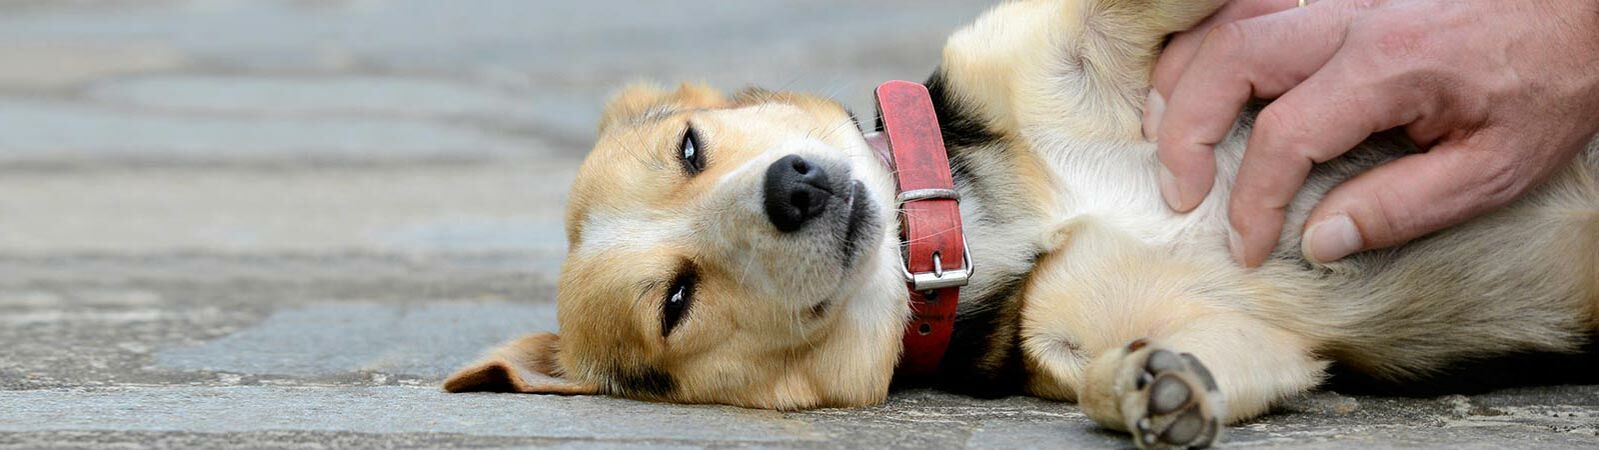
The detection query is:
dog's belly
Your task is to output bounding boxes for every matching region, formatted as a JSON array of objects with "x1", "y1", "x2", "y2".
[{"x1": 1024, "y1": 112, "x2": 1416, "y2": 268}]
